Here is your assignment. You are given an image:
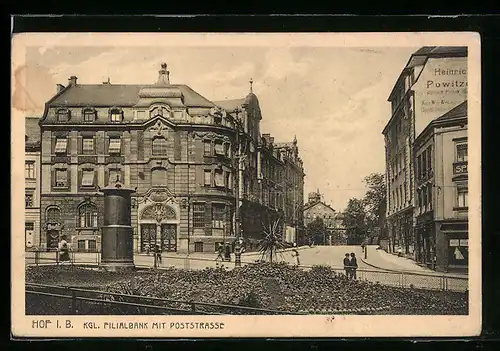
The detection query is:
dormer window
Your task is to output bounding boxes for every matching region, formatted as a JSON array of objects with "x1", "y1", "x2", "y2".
[
  {"x1": 83, "y1": 108, "x2": 97, "y2": 122},
  {"x1": 109, "y1": 108, "x2": 123, "y2": 123},
  {"x1": 56, "y1": 109, "x2": 71, "y2": 122}
]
